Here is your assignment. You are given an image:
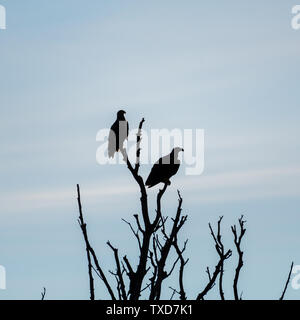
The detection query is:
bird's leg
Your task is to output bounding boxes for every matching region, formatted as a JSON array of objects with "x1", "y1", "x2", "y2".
[
  {"x1": 159, "y1": 181, "x2": 171, "y2": 192},
  {"x1": 165, "y1": 179, "x2": 171, "y2": 186}
]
